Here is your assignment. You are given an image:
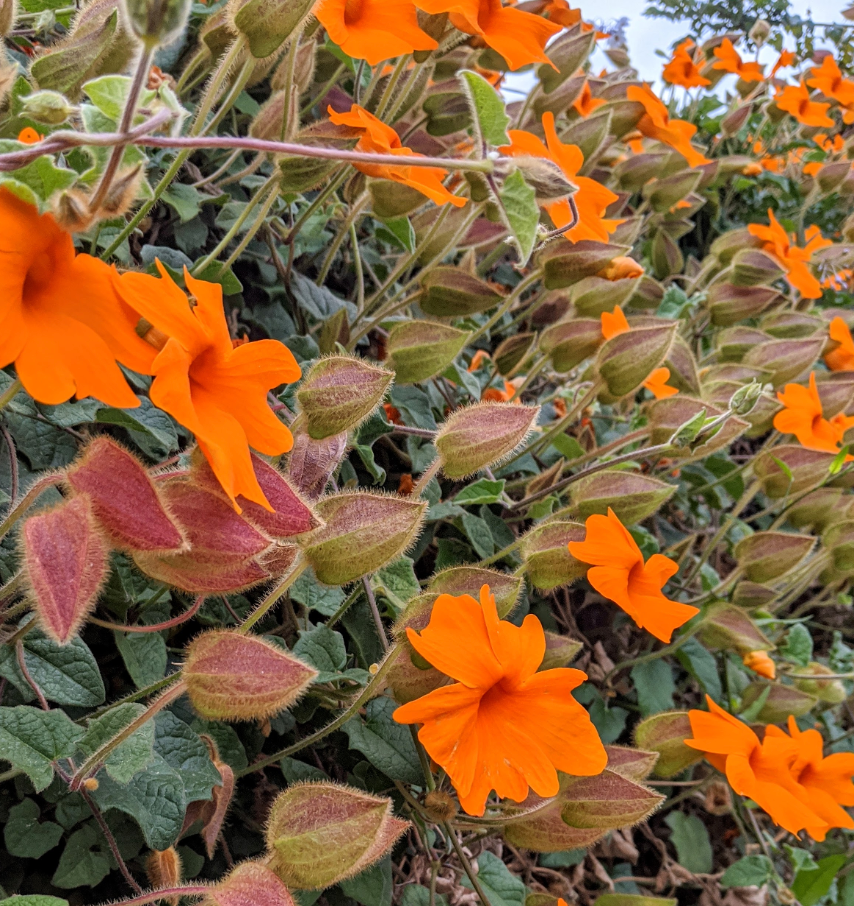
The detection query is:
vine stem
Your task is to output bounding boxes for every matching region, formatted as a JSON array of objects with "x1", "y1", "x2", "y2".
[
  {"x1": 237, "y1": 558, "x2": 308, "y2": 634},
  {"x1": 413, "y1": 459, "x2": 442, "y2": 498},
  {"x1": 0, "y1": 473, "x2": 63, "y2": 542},
  {"x1": 444, "y1": 822, "x2": 493, "y2": 906},
  {"x1": 0, "y1": 378, "x2": 22, "y2": 414},
  {"x1": 90, "y1": 885, "x2": 209, "y2": 906},
  {"x1": 87, "y1": 595, "x2": 205, "y2": 633}
]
